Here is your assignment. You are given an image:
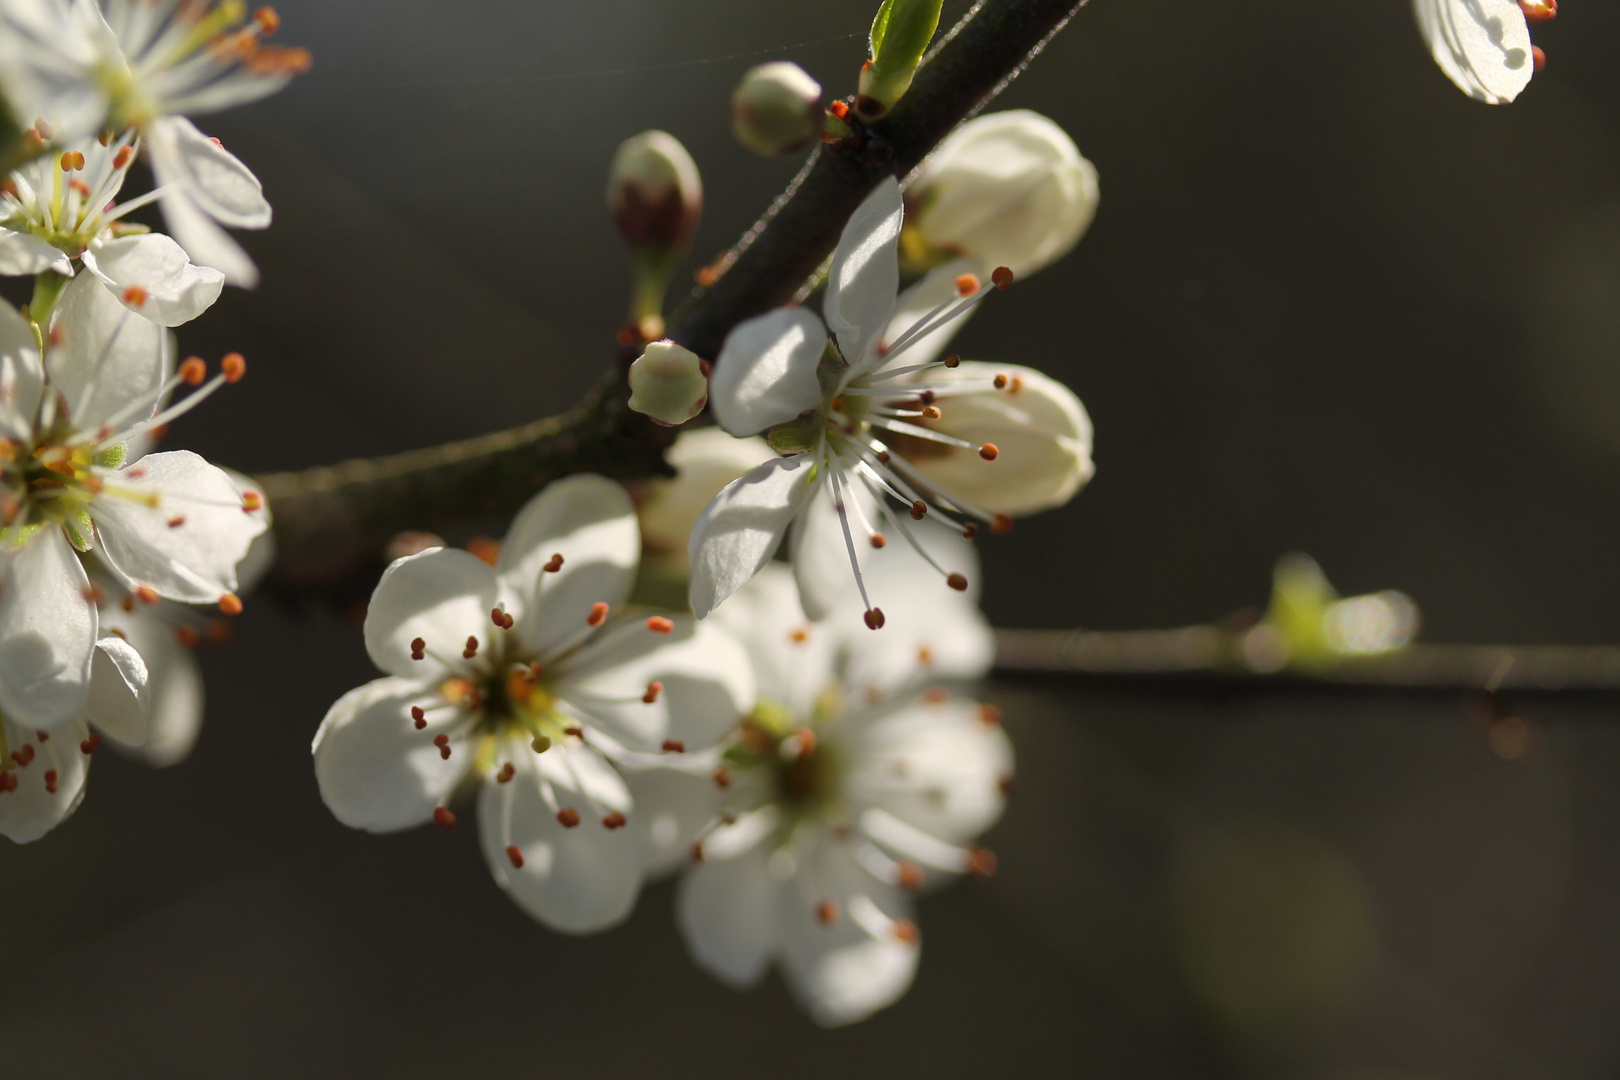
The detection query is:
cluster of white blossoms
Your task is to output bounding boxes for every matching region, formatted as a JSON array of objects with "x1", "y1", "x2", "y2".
[{"x1": 0, "y1": 0, "x2": 301, "y2": 839}]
